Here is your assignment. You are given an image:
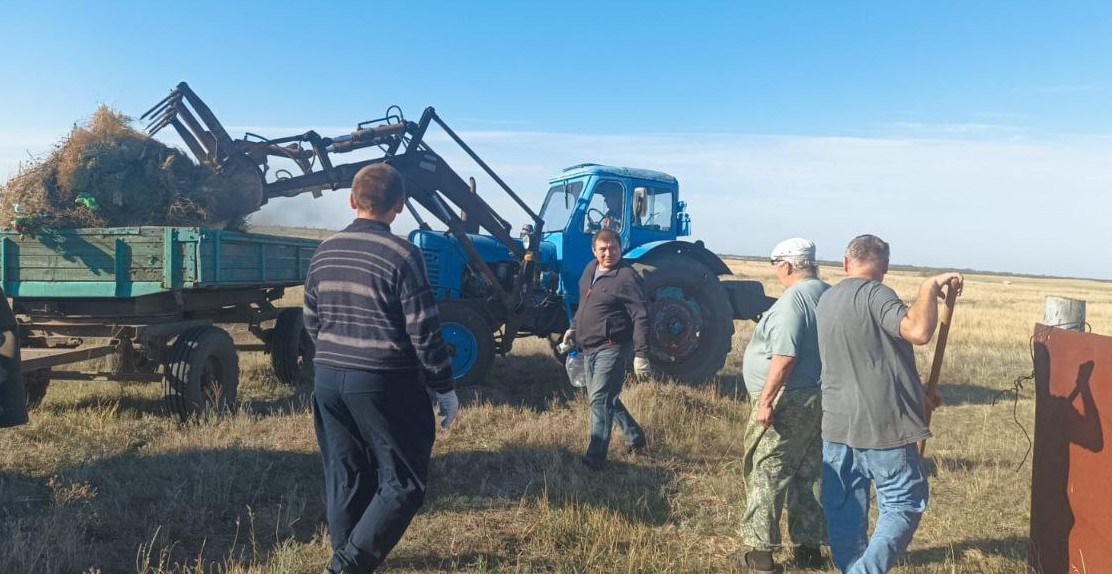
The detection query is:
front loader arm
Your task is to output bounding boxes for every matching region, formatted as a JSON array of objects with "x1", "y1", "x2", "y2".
[{"x1": 142, "y1": 84, "x2": 542, "y2": 332}]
